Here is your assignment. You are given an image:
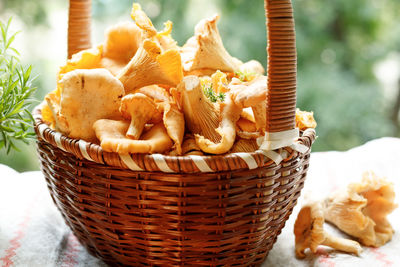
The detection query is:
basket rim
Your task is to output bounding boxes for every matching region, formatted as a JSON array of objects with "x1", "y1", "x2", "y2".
[{"x1": 34, "y1": 104, "x2": 316, "y2": 173}]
